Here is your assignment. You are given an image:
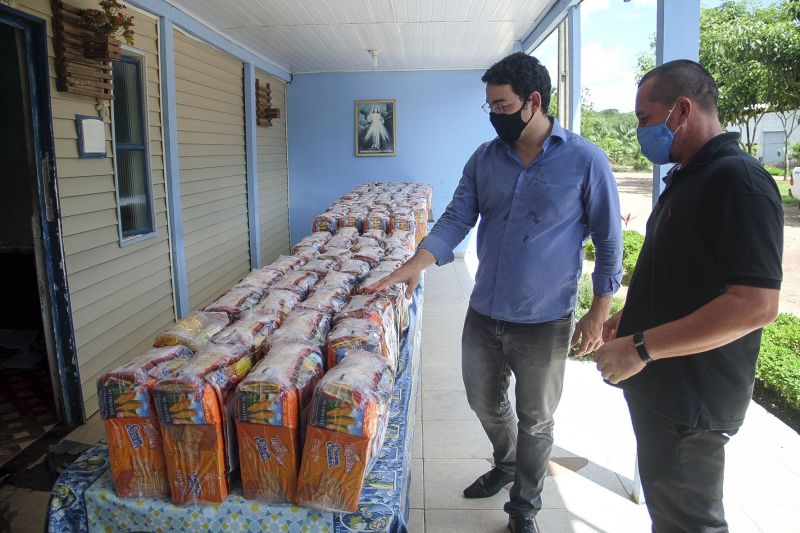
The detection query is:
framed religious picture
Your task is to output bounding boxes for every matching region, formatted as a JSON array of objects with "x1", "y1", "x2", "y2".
[{"x1": 355, "y1": 99, "x2": 396, "y2": 156}]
